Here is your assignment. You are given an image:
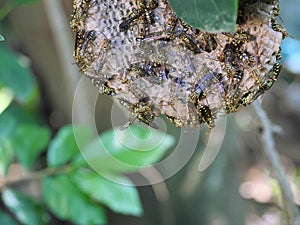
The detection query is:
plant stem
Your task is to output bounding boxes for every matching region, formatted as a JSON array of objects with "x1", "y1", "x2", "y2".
[
  {"x1": 253, "y1": 101, "x2": 300, "y2": 225},
  {"x1": 43, "y1": 0, "x2": 95, "y2": 125},
  {"x1": 0, "y1": 165, "x2": 71, "y2": 191}
]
